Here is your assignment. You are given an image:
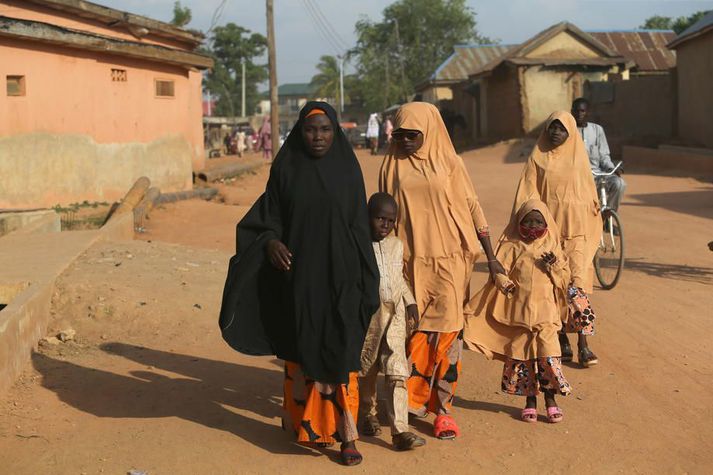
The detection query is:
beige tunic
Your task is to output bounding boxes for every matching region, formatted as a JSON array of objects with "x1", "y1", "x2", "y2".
[
  {"x1": 380, "y1": 102, "x2": 488, "y2": 333},
  {"x1": 360, "y1": 236, "x2": 415, "y2": 378},
  {"x1": 464, "y1": 200, "x2": 571, "y2": 361}
]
